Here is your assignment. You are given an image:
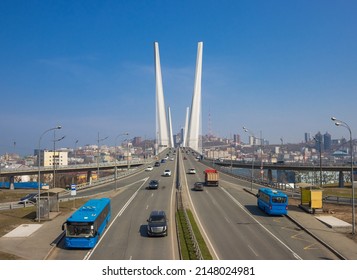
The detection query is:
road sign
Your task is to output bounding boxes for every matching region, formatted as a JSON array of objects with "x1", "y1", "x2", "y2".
[{"x1": 70, "y1": 184, "x2": 77, "y2": 196}]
